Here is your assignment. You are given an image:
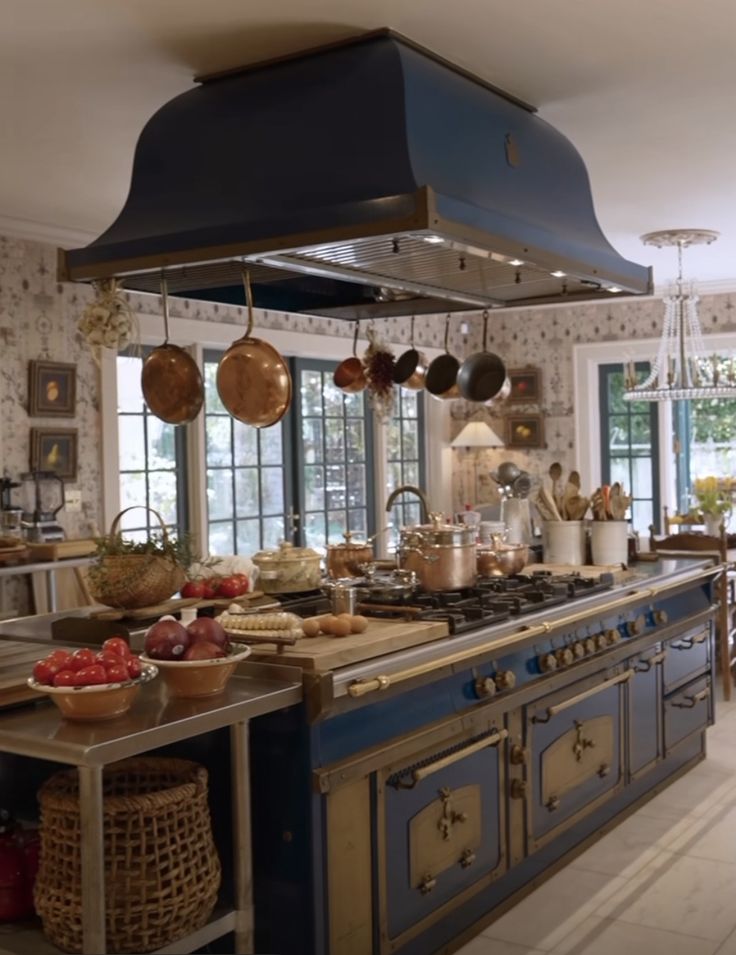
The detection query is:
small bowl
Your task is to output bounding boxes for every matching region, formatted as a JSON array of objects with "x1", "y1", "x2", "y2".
[
  {"x1": 140, "y1": 644, "x2": 252, "y2": 699},
  {"x1": 27, "y1": 665, "x2": 158, "y2": 721}
]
